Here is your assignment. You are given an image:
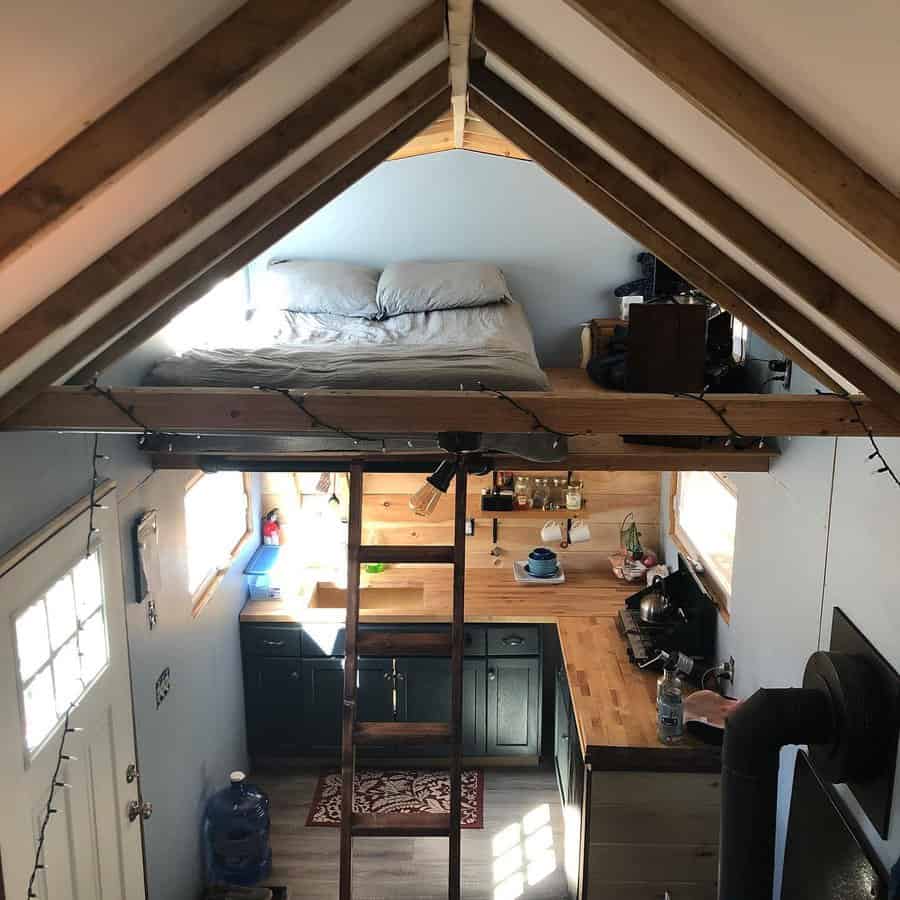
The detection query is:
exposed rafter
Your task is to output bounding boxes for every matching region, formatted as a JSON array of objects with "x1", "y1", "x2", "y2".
[
  {"x1": 0, "y1": 1, "x2": 445, "y2": 378},
  {"x1": 469, "y1": 66, "x2": 900, "y2": 423},
  {"x1": 0, "y1": 73, "x2": 450, "y2": 422},
  {"x1": 0, "y1": 0, "x2": 349, "y2": 265},
  {"x1": 447, "y1": 0, "x2": 475, "y2": 148},
  {"x1": 475, "y1": 4, "x2": 900, "y2": 377},
  {"x1": 6, "y1": 386, "x2": 898, "y2": 437},
  {"x1": 561, "y1": 0, "x2": 900, "y2": 272}
]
